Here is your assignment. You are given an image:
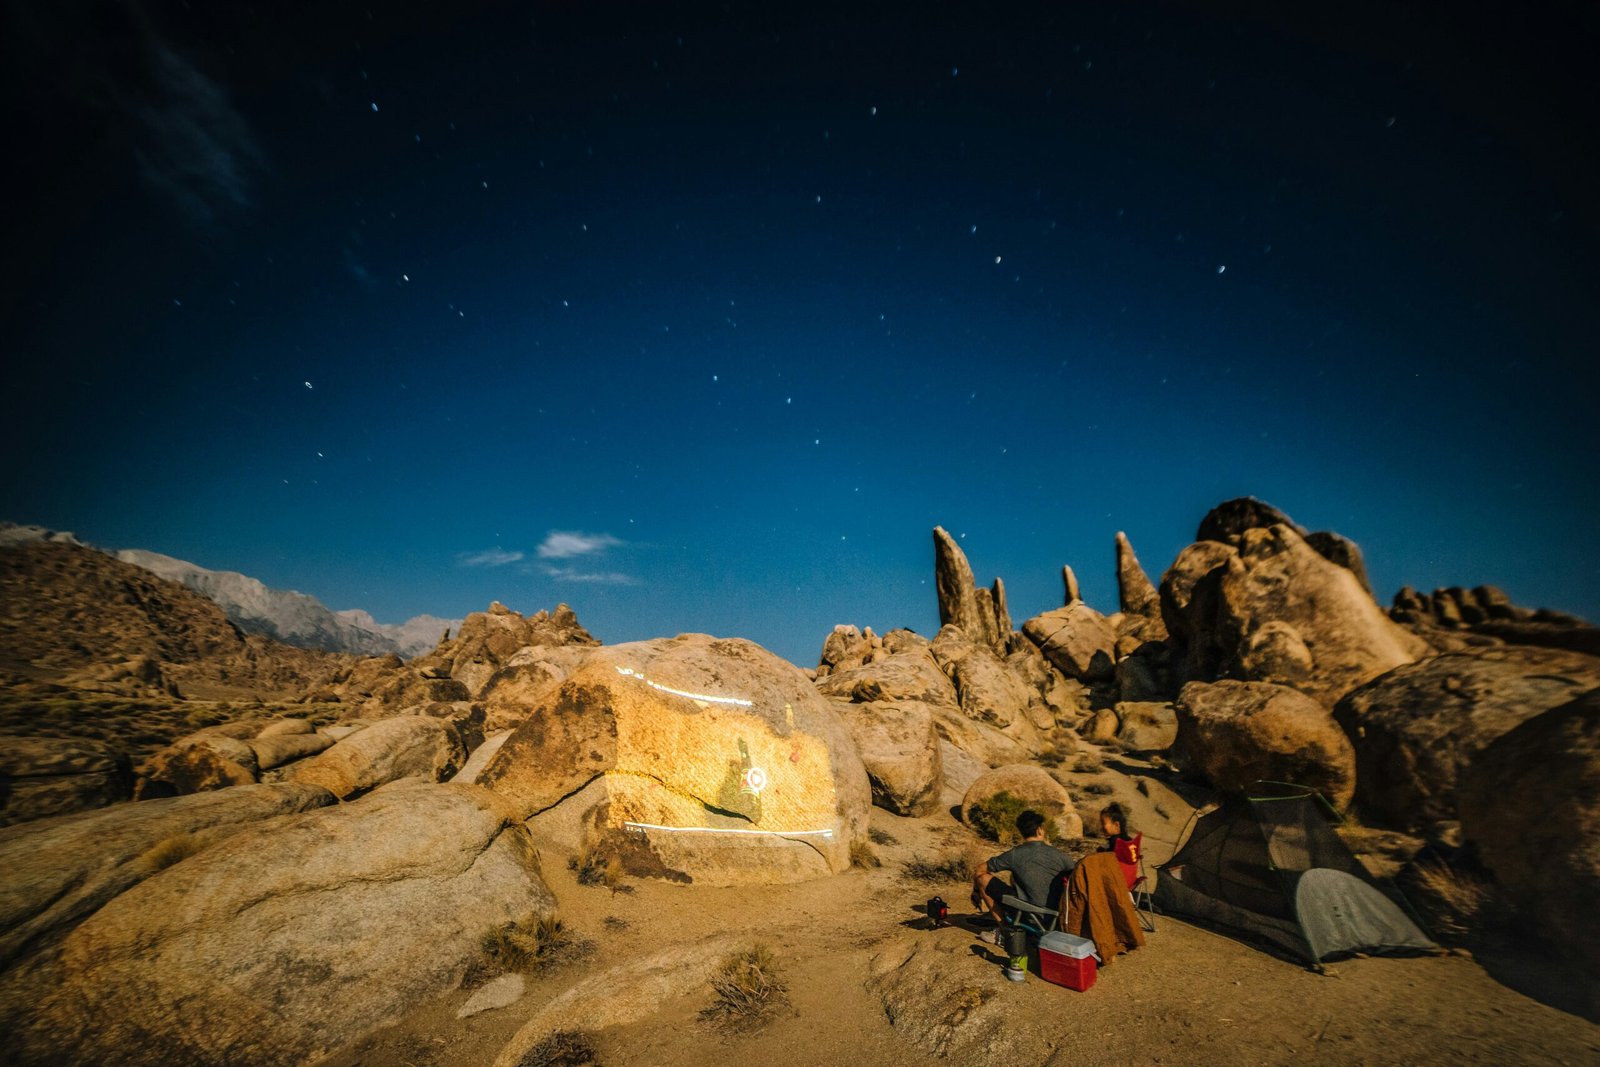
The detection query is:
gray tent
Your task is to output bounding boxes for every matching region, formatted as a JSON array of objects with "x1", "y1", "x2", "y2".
[{"x1": 1154, "y1": 785, "x2": 1436, "y2": 966}]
